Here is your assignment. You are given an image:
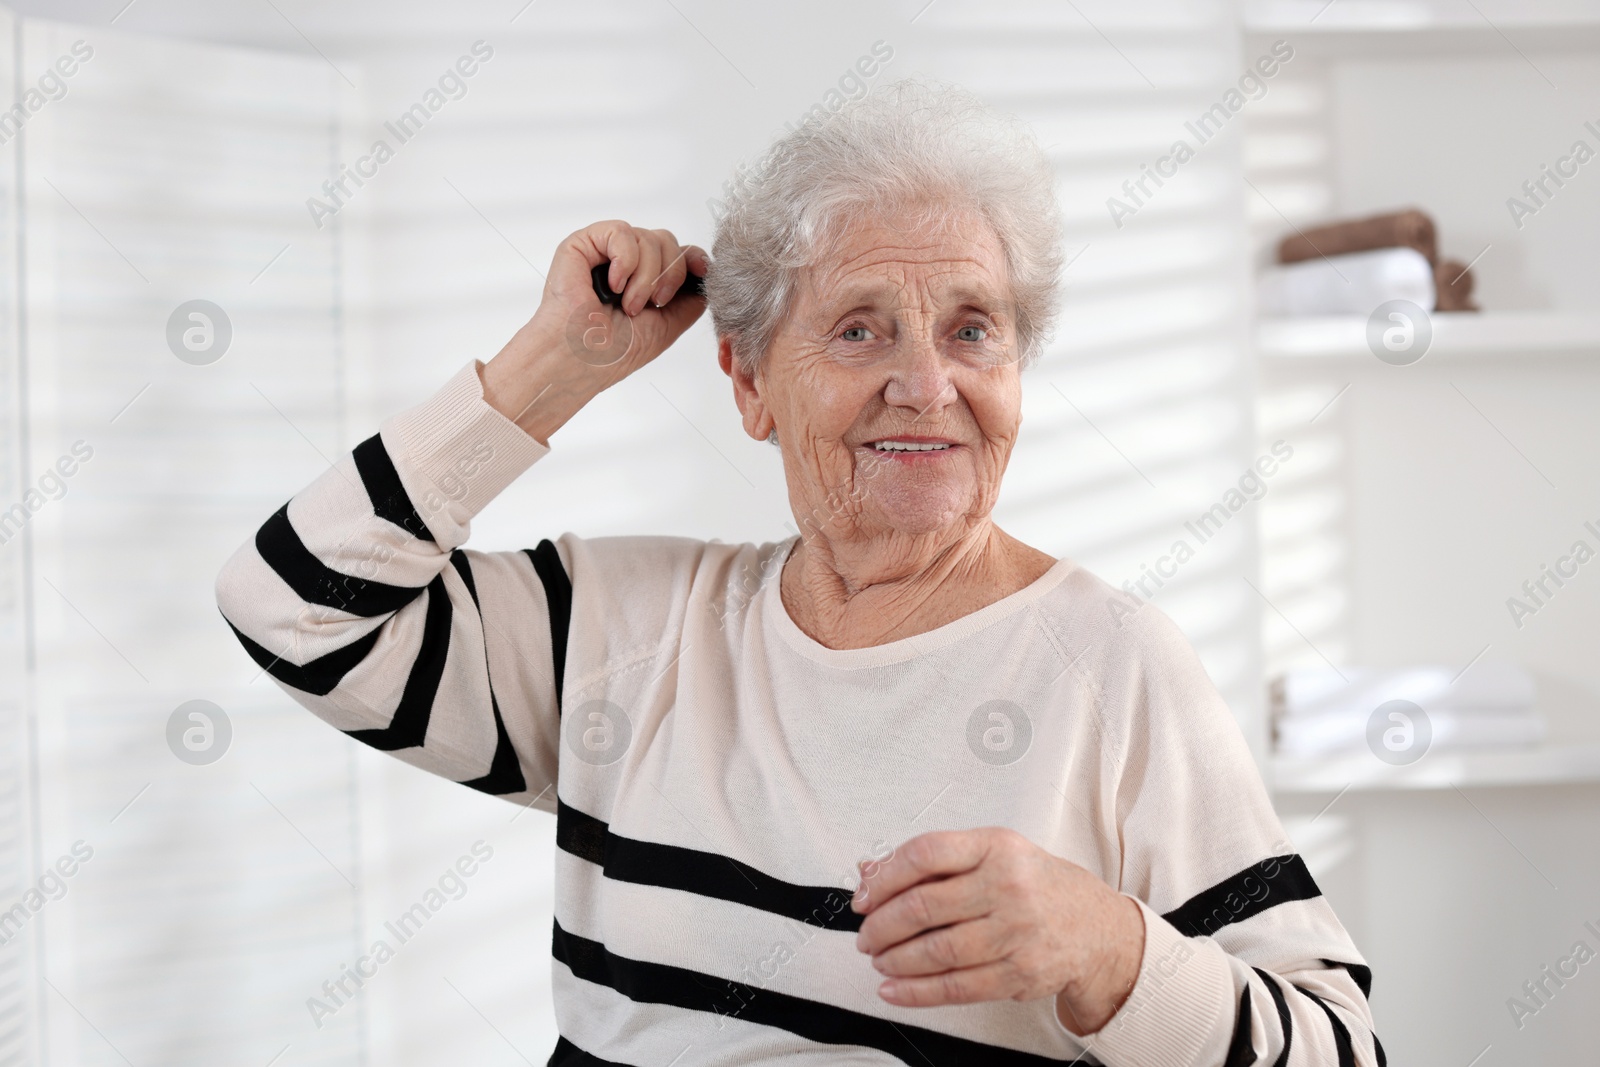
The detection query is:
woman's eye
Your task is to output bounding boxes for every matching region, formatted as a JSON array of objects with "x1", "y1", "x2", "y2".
[
  {"x1": 956, "y1": 324, "x2": 988, "y2": 342},
  {"x1": 840, "y1": 326, "x2": 873, "y2": 342}
]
